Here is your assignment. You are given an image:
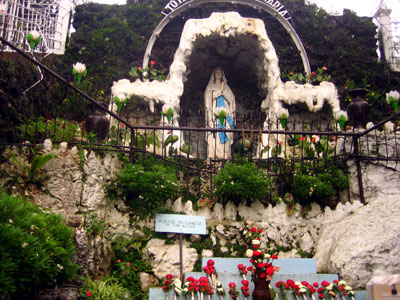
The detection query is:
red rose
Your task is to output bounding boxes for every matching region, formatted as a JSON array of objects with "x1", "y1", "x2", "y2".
[
  {"x1": 229, "y1": 282, "x2": 236, "y2": 288},
  {"x1": 247, "y1": 266, "x2": 252, "y2": 271},
  {"x1": 266, "y1": 266, "x2": 275, "y2": 275},
  {"x1": 271, "y1": 254, "x2": 278, "y2": 259},
  {"x1": 252, "y1": 251, "x2": 262, "y2": 257},
  {"x1": 287, "y1": 279, "x2": 294, "y2": 285},
  {"x1": 250, "y1": 227, "x2": 257, "y2": 232},
  {"x1": 258, "y1": 229, "x2": 263, "y2": 233},
  {"x1": 313, "y1": 282, "x2": 319, "y2": 288},
  {"x1": 318, "y1": 287, "x2": 324, "y2": 293},
  {"x1": 340, "y1": 286, "x2": 344, "y2": 291},
  {"x1": 321, "y1": 281, "x2": 330, "y2": 287},
  {"x1": 162, "y1": 285, "x2": 168, "y2": 290},
  {"x1": 333, "y1": 280, "x2": 338, "y2": 284},
  {"x1": 150, "y1": 60, "x2": 155, "y2": 65},
  {"x1": 207, "y1": 259, "x2": 215, "y2": 266},
  {"x1": 259, "y1": 273, "x2": 266, "y2": 279},
  {"x1": 319, "y1": 293, "x2": 324, "y2": 299},
  {"x1": 166, "y1": 274, "x2": 173, "y2": 280},
  {"x1": 241, "y1": 280, "x2": 249, "y2": 286}
]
